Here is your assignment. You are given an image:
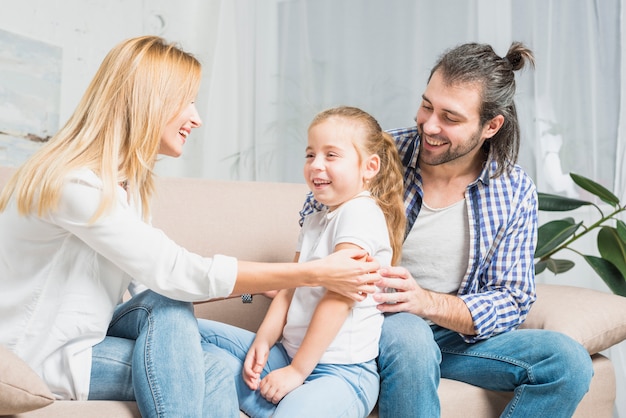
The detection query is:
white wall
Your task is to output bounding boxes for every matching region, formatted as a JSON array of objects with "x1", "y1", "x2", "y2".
[{"x1": 0, "y1": 0, "x2": 218, "y2": 177}]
